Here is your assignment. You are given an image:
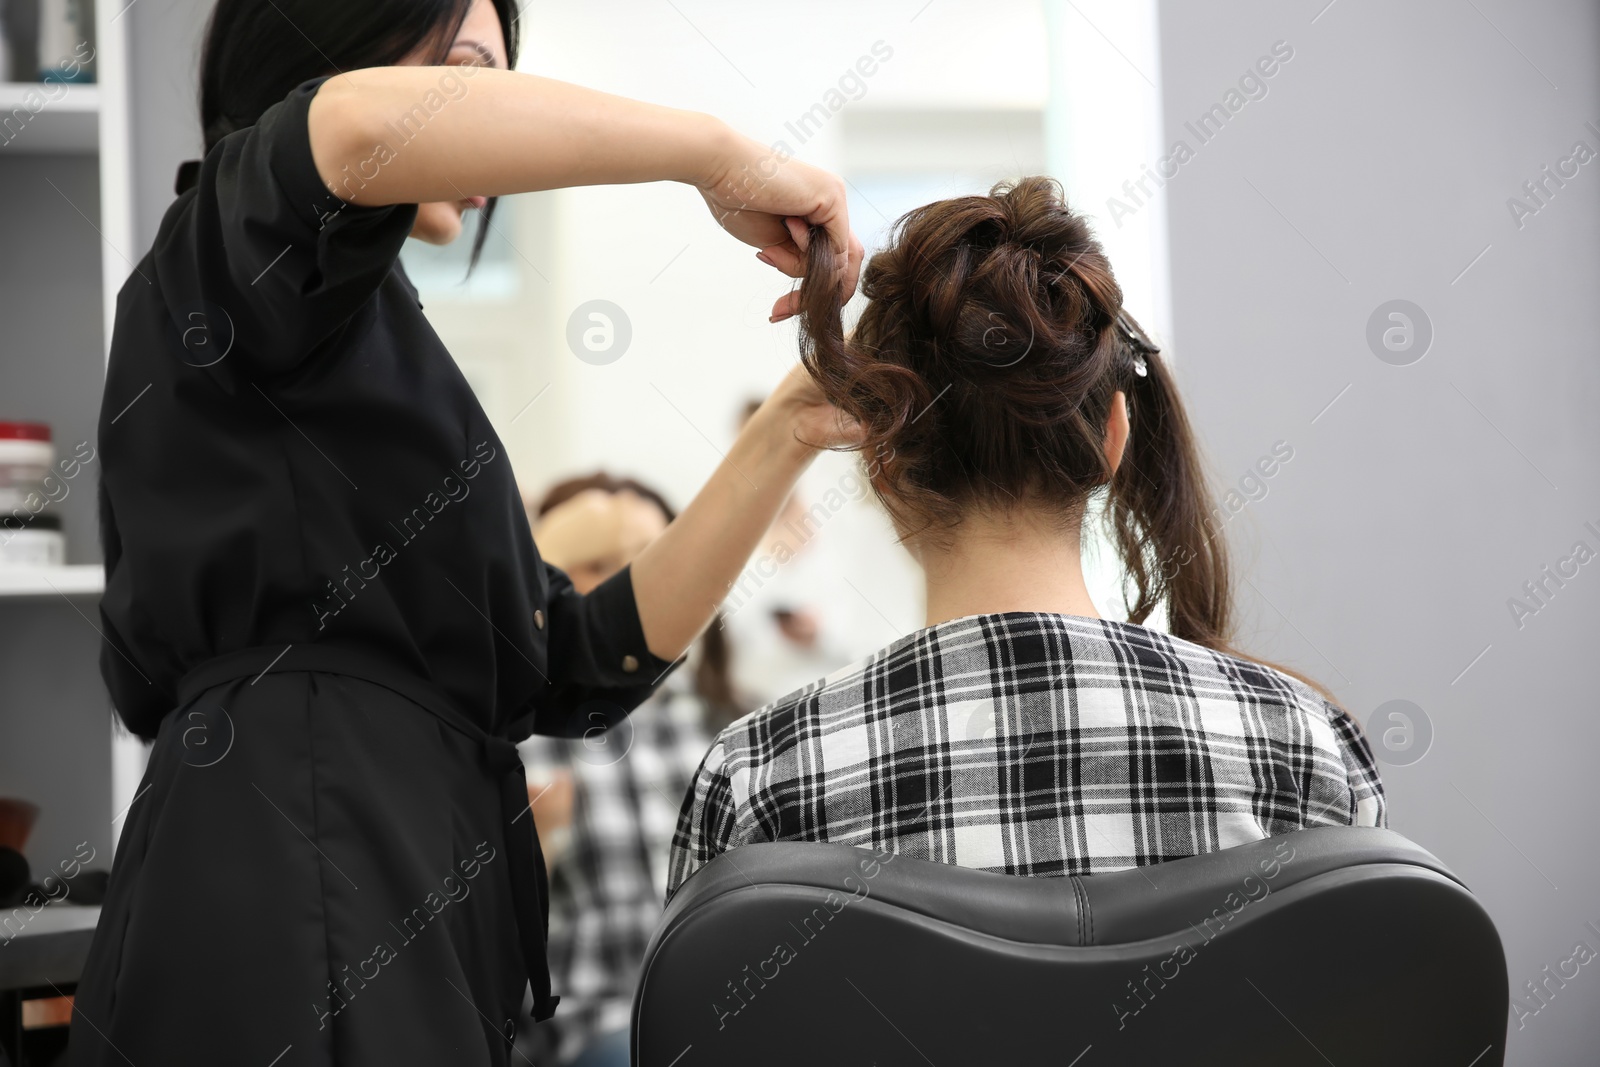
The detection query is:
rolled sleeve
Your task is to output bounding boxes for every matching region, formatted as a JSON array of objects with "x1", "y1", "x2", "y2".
[
  {"x1": 533, "y1": 563, "x2": 679, "y2": 737},
  {"x1": 154, "y1": 77, "x2": 418, "y2": 381}
]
